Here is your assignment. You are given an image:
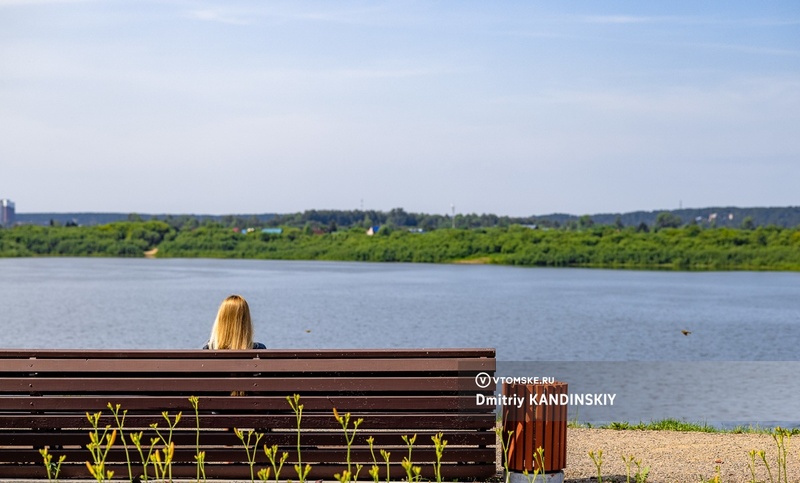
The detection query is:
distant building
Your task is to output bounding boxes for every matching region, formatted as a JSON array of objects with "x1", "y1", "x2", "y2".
[
  {"x1": 261, "y1": 228, "x2": 283, "y2": 235},
  {"x1": 0, "y1": 199, "x2": 15, "y2": 227}
]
